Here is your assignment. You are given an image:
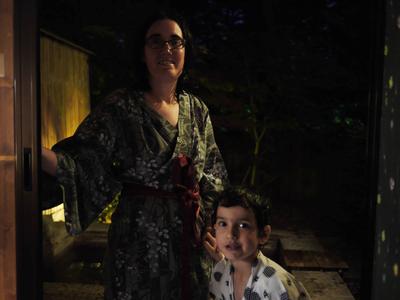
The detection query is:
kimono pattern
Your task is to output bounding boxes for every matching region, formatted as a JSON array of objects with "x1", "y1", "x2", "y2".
[
  {"x1": 208, "y1": 252, "x2": 289, "y2": 300},
  {"x1": 52, "y1": 88, "x2": 229, "y2": 300}
]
